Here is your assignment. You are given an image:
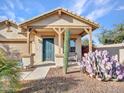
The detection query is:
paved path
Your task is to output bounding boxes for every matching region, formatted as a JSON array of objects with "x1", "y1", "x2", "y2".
[{"x1": 21, "y1": 65, "x2": 55, "y2": 81}]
